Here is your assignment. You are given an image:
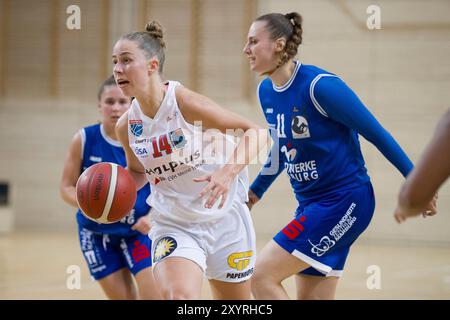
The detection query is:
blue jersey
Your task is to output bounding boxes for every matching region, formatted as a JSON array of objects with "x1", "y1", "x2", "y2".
[
  {"x1": 77, "y1": 123, "x2": 151, "y2": 236},
  {"x1": 251, "y1": 61, "x2": 413, "y2": 204}
]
